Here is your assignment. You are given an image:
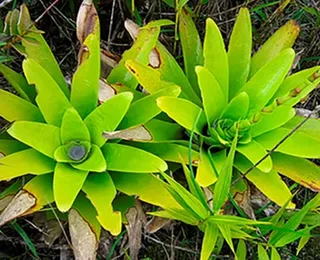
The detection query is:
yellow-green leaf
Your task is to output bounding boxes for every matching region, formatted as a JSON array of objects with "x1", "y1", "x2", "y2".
[
  {"x1": 200, "y1": 223, "x2": 218, "y2": 260},
  {"x1": 196, "y1": 148, "x2": 218, "y2": 187}
]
